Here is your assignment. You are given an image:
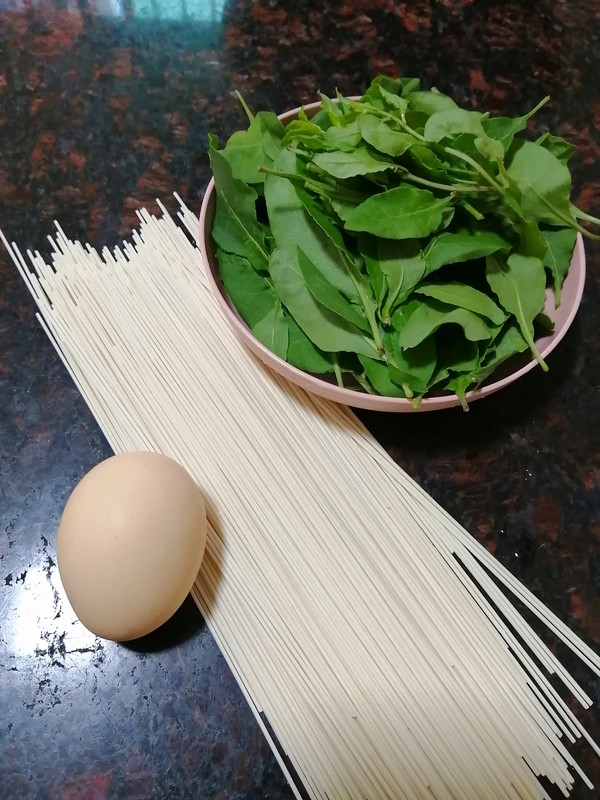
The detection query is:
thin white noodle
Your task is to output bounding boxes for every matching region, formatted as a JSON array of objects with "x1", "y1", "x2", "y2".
[{"x1": 4, "y1": 201, "x2": 599, "y2": 800}]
